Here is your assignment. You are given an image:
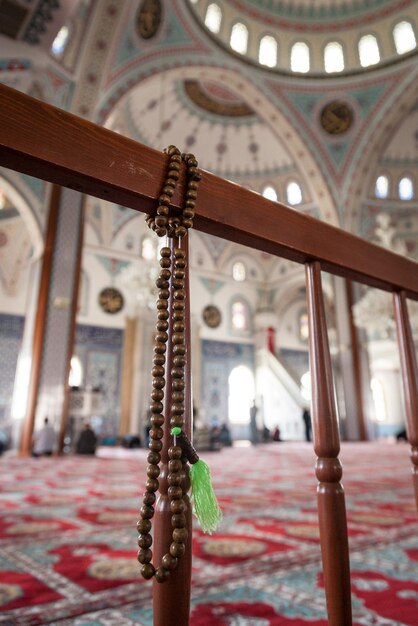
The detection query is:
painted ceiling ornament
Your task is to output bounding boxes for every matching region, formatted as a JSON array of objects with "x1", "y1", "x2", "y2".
[
  {"x1": 136, "y1": 0, "x2": 162, "y2": 40},
  {"x1": 320, "y1": 100, "x2": 354, "y2": 135},
  {"x1": 137, "y1": 146, "x2": 222, "y2": 584}
]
